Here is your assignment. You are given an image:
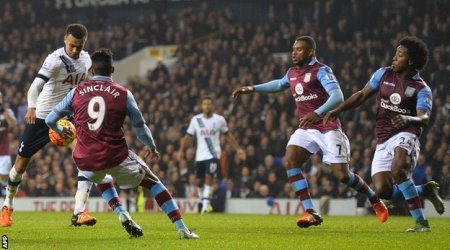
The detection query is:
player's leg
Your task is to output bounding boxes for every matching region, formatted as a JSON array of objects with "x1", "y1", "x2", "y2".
[
  {"x1": 391, "y1": 145, "x2": 430, "y2": 232},
  {"x1": 331, "y1": 163, "x2": 389, "y2": 223},
  {"x1": 1, "y1": 120, "x2": 49, "y2": 227},
  {"x1": 114, "y1": 151, "x2": 198, "y2": 239},
  {"x1": 285, "y1": 129, "x2": 322, "y2": 228},
  {"x1": 200, "y1": 159, "x2": 218, "y2": 214},
  {"x1": 325, "y1": 130, "x2": 388, "y2": 222},
  {"x1": 71, "y1": 173, "x2": 97, "y2": 226},
  {"x1": 195, "y1": 161, "x2": 206, "y2": 213},
  {"x1": 0, "y1": 155, "x2": 12, "y2": 197},
  {"x1": 78, "y1": 168, "x2": 142, "y2": 237}
]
